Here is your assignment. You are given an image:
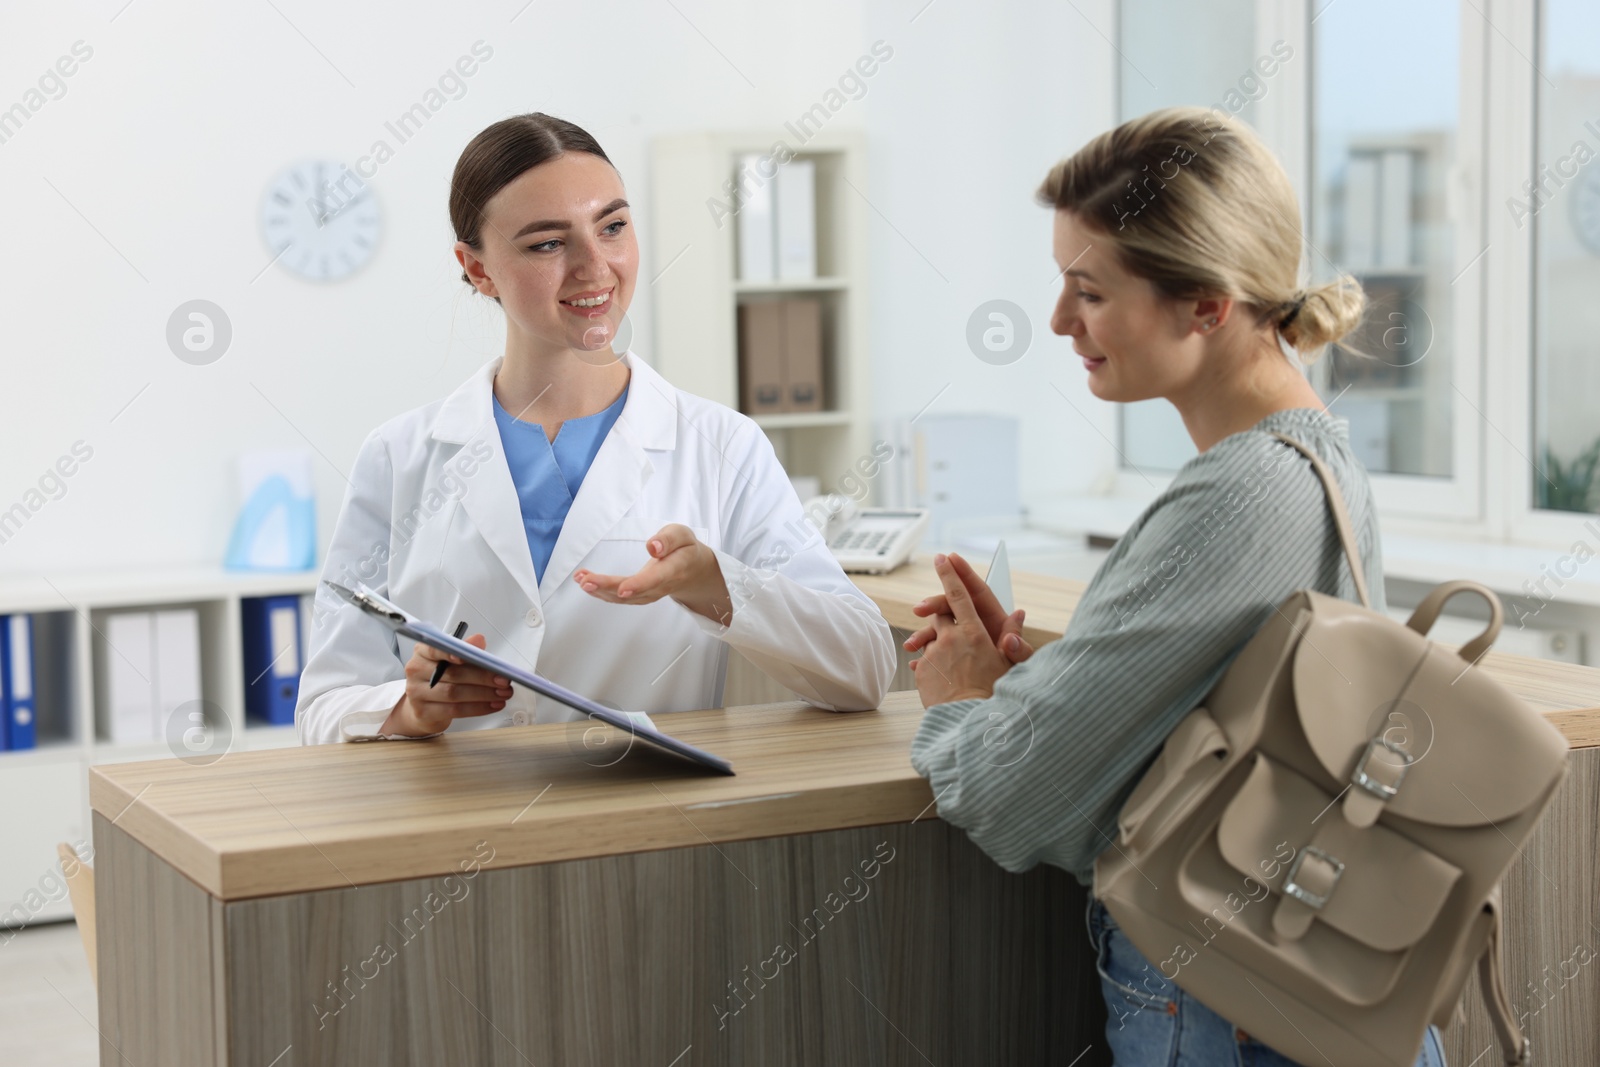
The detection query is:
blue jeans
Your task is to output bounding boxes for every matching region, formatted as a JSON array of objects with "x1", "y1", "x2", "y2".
[{"x1": 1087, "y1": 897, "x2": 1447, "y2": 1067}]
